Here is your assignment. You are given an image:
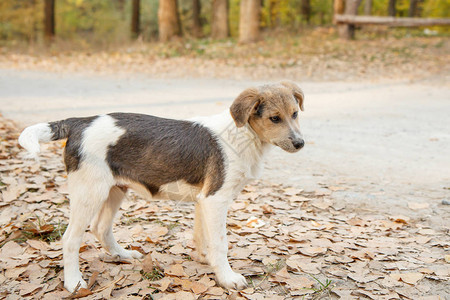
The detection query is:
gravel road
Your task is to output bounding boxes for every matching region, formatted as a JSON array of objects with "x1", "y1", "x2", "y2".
[{"x1": 1, "y1": 69, "x2": 449, "y2": 222}]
